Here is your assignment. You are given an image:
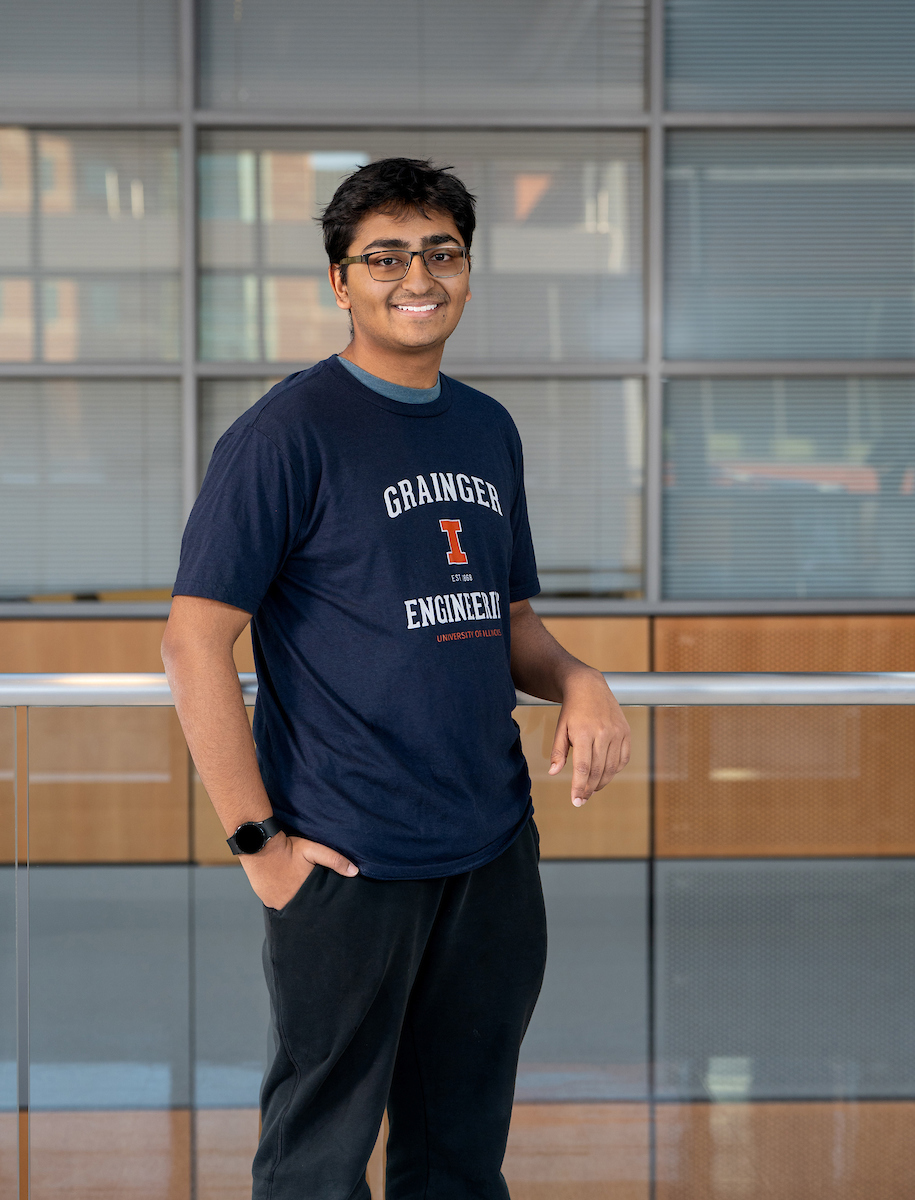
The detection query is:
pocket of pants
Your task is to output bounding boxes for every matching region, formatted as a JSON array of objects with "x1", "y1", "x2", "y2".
[{"x1": 265, "y1": 863, "x2": 324, "y2": 916}]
